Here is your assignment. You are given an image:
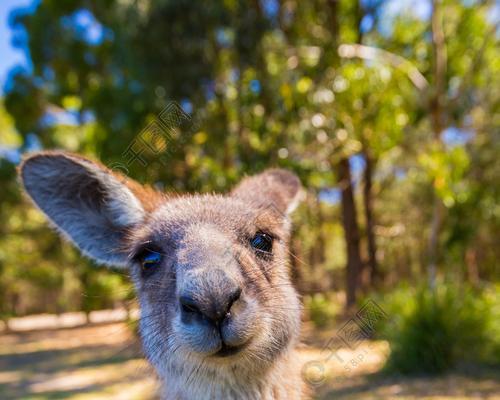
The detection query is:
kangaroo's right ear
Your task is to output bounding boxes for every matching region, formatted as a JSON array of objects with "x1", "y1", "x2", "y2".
[{"x1": 19, "y1": 151, "x2": 157, "y2": 268}]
